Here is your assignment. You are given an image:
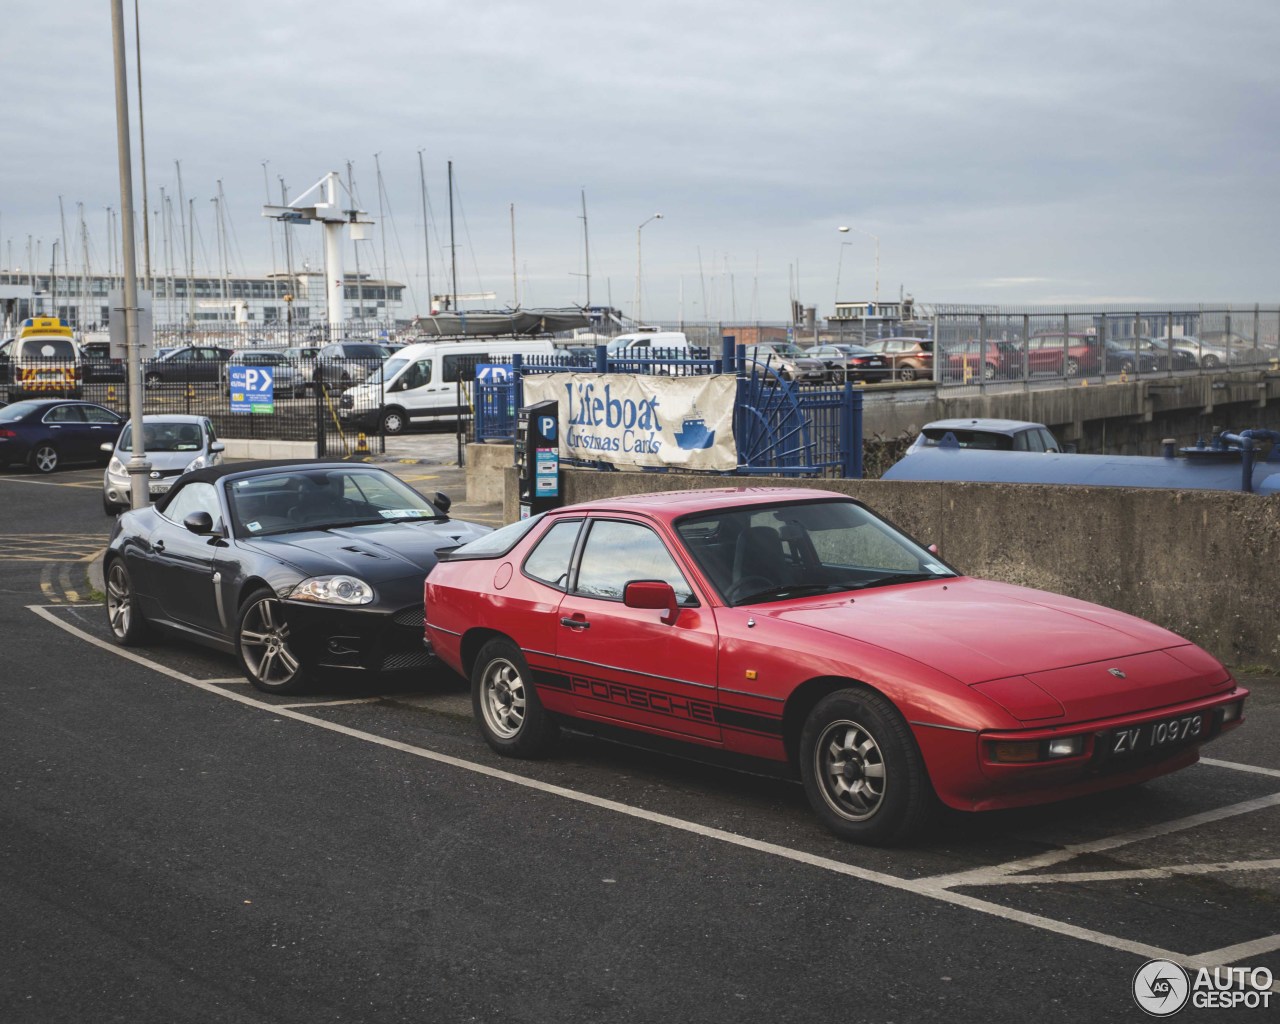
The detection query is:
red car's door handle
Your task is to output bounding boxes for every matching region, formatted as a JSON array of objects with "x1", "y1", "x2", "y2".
[{"x1": 559, "y1": 615, "x2": 590, "y2": 630}]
